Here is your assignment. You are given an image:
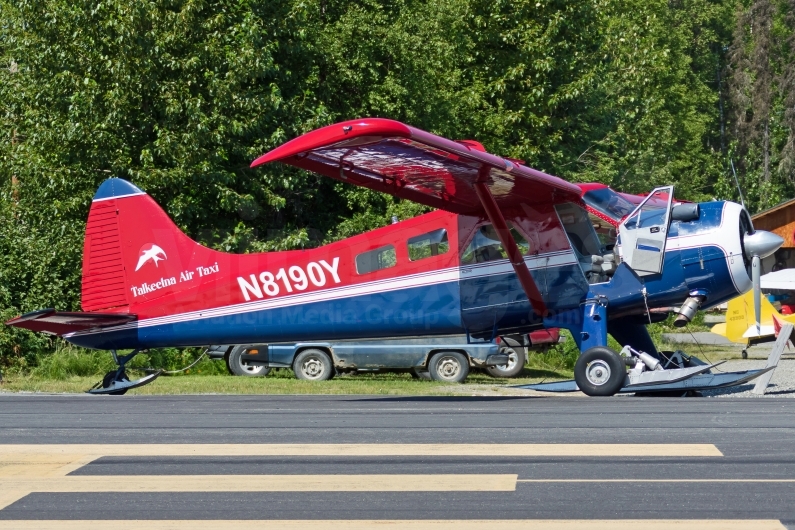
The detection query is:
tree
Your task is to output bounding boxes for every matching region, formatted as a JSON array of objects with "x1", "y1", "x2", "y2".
[{"x1": 726, "y1": 0, "x2": 795, "y2": 211}]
